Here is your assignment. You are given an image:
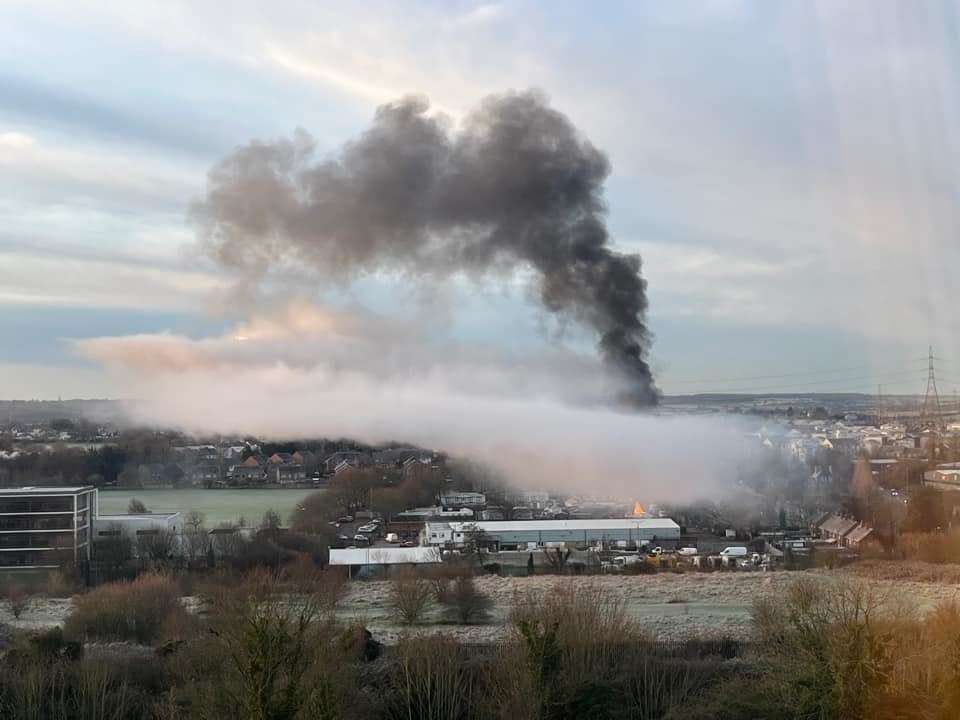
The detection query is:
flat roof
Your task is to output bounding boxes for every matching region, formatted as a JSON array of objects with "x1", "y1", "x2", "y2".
[
  {"x1": 0, "y1": 485, "x2": 96, "y2": 495},
  {"x1": 329, "y1": 547, "x2": 441, "y2": 565},
  {"x1": 435, "y1": 518, "x2": 680, "y2": 533}
]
